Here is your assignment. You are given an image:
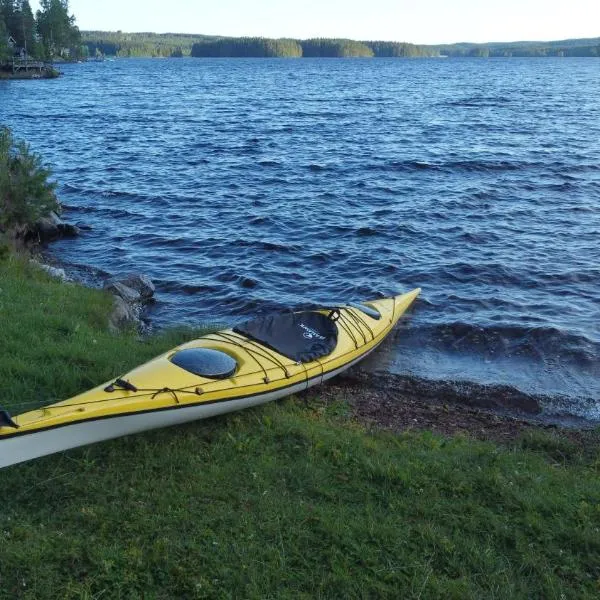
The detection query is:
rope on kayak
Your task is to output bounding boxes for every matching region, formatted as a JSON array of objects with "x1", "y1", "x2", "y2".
[
  {"x1": 202, "y1": 331, "x2": 292, "y2": 383},
  {"x1": 227, "y1": 331, "x2": 294, "y2": 376},
  {"x1": 342, "y1": 310, "x2": 368, "y2": 345},
  {"x1": 334, "y1": 306, "x2": 376, "y2": 349},
  {"x1": 346, "y1": 308, "x2": 375, "y2": 342},
  {"x1": 335, "y1": 312, "x2": 359, "y2": 349},
  {"x1": 205, "y1": 332, "x2": 271, "y2": 383},
  {"x1": 151, "y1": 387, "x2": 181, "y2": 403},
  {"x1": 299, "y1": 358, "x2": 309, "y2": 389},
  {"x1": 99, "y1": 330, "x2": 296, "y2": 405},
  {"x1": 317, "y1": 357, "x2": 325, "y2": 386}
]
